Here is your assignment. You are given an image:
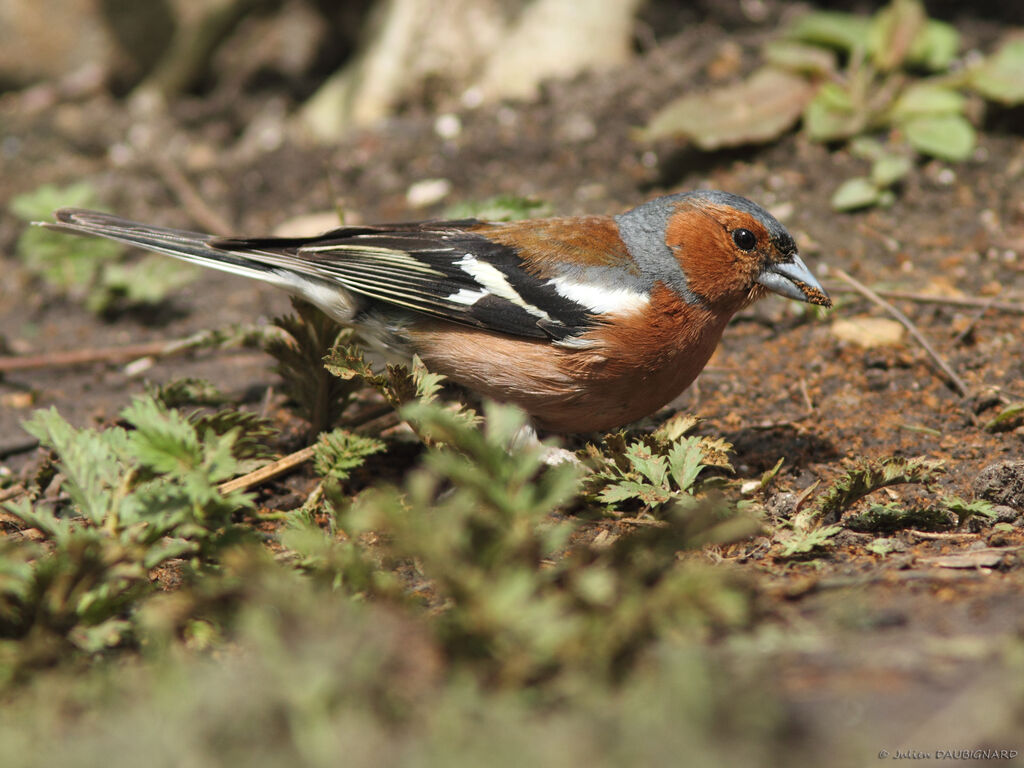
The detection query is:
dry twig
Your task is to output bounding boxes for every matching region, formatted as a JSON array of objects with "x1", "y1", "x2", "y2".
[
  {"x1": 831, "y1": 267, "x2": 970, "y2": 397},
  {"x1": 218, "y1": 445, "x2": 315, "y2": 495},
  {"x1": 152, "y1": 154, "x2": 233, "y2": 234},
  {"x1": 831, "y1": 287, "x2": 1024, "y2": 315}
]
